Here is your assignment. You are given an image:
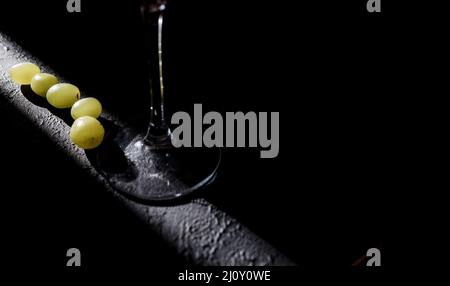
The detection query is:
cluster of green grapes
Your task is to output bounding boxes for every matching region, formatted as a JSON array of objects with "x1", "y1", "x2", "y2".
[{"x1": 9, "y1": 62, "x2": 105, "y2": 150}]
